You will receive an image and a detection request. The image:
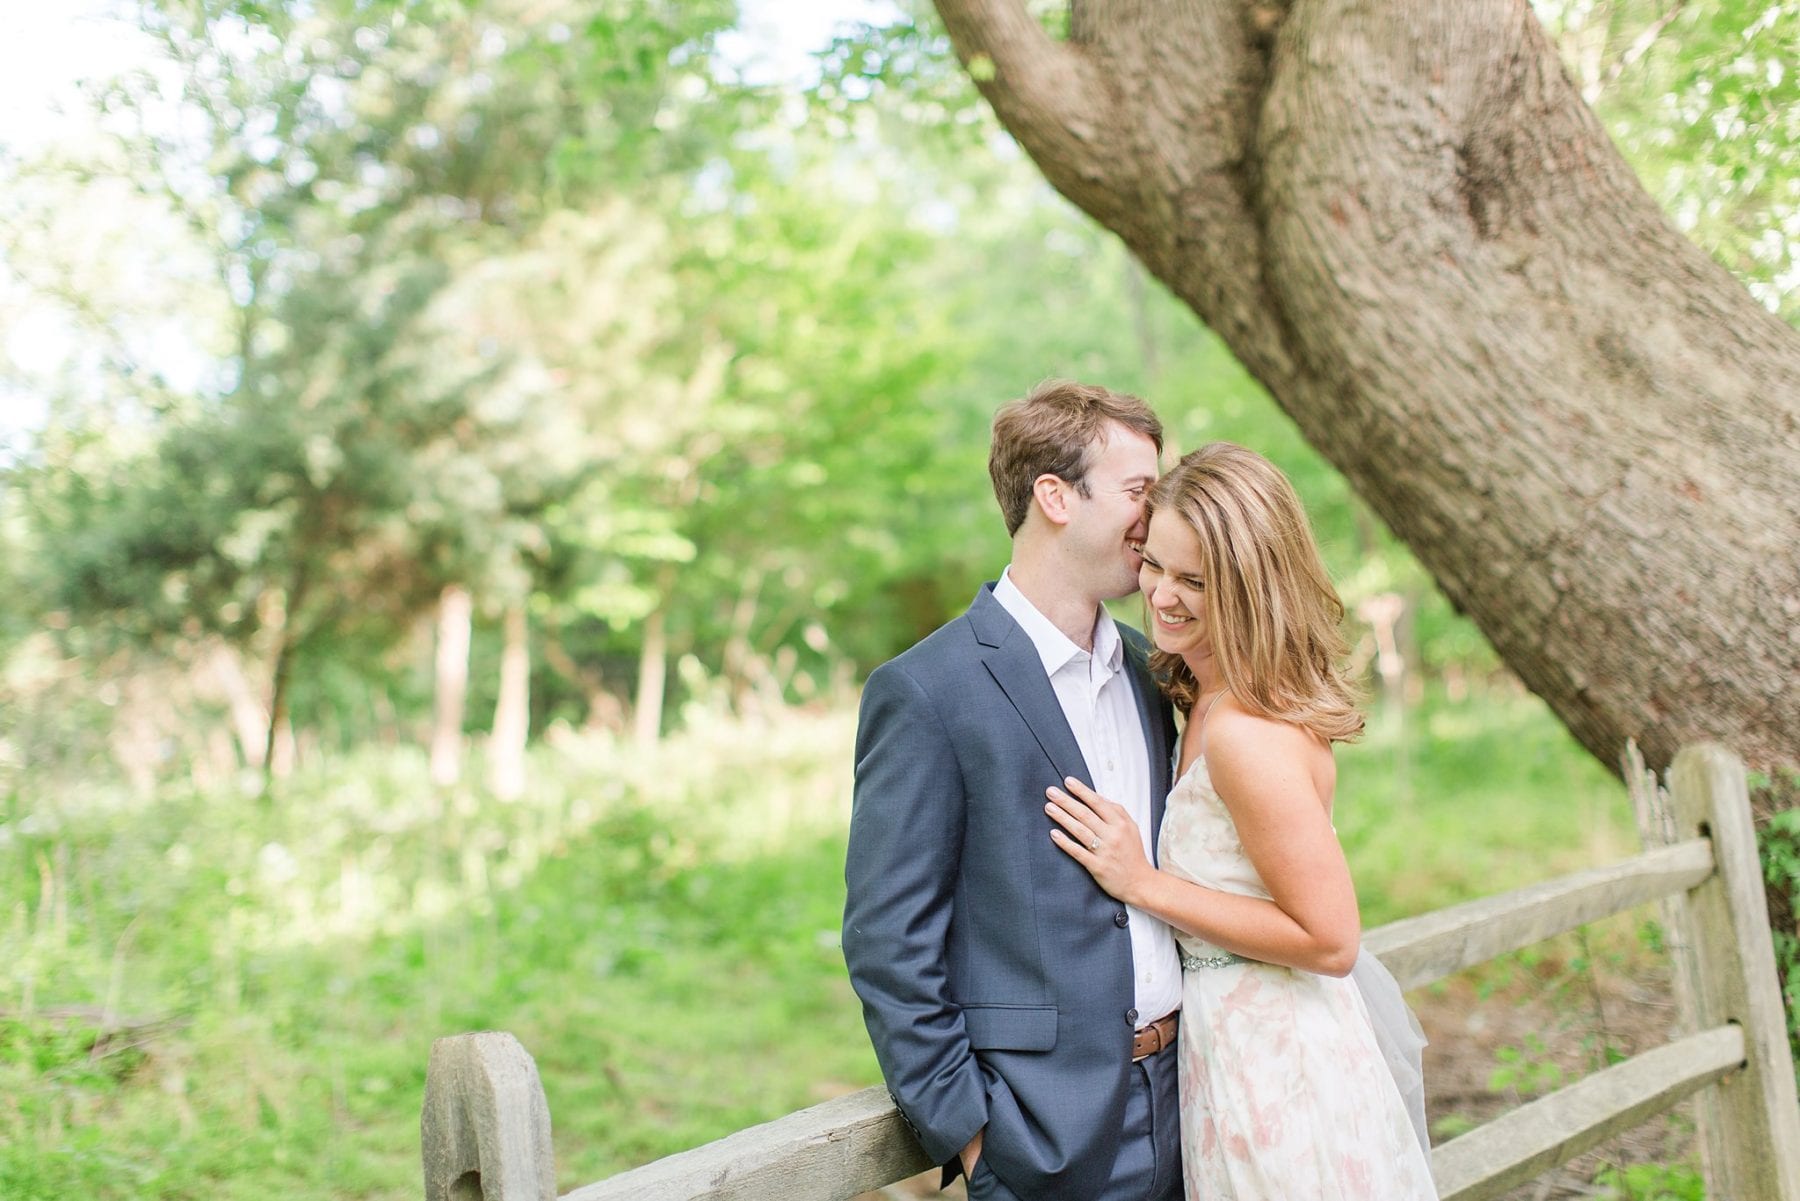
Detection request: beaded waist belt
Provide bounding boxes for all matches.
[1180,949,1245,970]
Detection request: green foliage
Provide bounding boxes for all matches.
[2,0,776,752]
[1535,0,1800,323]
[1594,1161,1706,1201]
[1757,783,1800,1077]
[1489,1033,1566,1097]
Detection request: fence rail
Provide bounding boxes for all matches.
[421,743,1800,1201]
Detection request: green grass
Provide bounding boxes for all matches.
[1,688,1641,1198]
[2,709,875,1198]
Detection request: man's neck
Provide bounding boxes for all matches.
[1006,558,1102,653]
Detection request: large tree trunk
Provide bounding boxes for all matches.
[932,0,1800,788]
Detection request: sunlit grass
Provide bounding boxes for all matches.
[1,706,864,1199]
[1,689,1641,1198]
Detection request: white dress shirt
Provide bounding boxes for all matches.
[994,568,1183,1026]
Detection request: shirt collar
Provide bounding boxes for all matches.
[994,566,1122,676]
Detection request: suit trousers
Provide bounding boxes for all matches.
[964,1040,1183,1201]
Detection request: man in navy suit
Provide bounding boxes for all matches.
[844,380,1183,1200]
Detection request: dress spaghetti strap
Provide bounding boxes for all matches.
[1195,689,1230,759]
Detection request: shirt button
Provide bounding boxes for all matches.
[1126,1007,1140,1025]
[1113,910,1129,928]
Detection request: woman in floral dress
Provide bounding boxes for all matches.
[1045,442,1436,1200]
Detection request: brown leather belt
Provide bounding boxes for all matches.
[1131,1011,1178,1061]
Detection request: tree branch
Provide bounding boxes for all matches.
[1586,1,1688,104]
[933,0,1111,156]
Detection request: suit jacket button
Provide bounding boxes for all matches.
[1113,910,1129,927]
[1126,1007,1139,1024]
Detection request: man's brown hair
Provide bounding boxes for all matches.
[988,379,1163,536]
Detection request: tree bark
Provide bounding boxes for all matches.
[932,0,1800,788]
[489,601,530,801]
[430,584,473,788]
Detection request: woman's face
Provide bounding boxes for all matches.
[1136,509,1213,664]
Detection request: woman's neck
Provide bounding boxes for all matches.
[1184,654,1224,705]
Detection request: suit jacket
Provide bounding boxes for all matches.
[842,584,1177,1200]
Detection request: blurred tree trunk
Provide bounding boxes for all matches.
[430,585,472,788]
[634,566,677,747]
[205,642,268,770]
[634,609,668,747]
[489,601,529,800]
[933,0,1800,794]
[261,572,307,786]
[721,567,764,710]
[109,671,162,797]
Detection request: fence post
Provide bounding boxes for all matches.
[1667,744,1800,1200]
[421,1031,557,1201]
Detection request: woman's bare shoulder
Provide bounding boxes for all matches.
[1204,700,1332,795]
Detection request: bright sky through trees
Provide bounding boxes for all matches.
[722,0,901,84]
[0,0,899,447]
[0,3,140,439]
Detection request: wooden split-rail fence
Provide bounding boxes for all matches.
[419,743,1800,1200]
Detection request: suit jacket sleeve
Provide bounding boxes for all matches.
[842,660,988,1165]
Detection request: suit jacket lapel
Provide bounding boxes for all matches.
[1122,631,1173,855]
[968,586,1090,788]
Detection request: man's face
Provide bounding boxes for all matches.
[1065,422,1160,600]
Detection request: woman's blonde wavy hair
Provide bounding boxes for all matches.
[1146,442,1364,744]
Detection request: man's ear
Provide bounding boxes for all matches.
[1032,474,1072,527]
